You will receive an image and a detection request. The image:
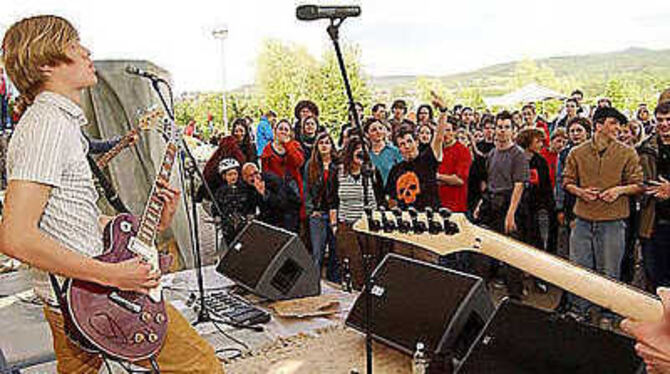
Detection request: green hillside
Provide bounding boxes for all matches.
[370,47,670,104]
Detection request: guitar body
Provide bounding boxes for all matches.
[66,214,170,361]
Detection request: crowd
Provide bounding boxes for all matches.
[197,88,670,330]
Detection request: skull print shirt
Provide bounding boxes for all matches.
[385,147,440,209]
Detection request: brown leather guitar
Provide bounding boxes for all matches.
[64,124,178,361]
[353,209,663,322]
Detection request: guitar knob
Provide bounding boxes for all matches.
[134,332,145,344]
[155,313,165,324]
[425,207,434,219]
[391,207,402,218]
[148,333,158,343]
[141,312,152,323]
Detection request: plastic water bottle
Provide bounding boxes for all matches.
[412,342,429,374]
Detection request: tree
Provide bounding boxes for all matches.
[308,47,371,134]
[256,39,317,120]
[255,39,371,134]
[415,76,454,108]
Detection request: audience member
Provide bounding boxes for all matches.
[365,118,403,187]
[562,106,643,324]
[437,116,472,213]
[256,110,277,156]
[385,97,449,210]
[639,102,670,290]
[473,110,528,300]
[304,132,340,283]
[335,136,384,288]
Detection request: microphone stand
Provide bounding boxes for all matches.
[145,76,225,326]
[325,17,375,374]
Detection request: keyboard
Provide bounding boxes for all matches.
[204,291,271,326]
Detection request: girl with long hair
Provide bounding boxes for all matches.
[304,132,340,282]
[336,136,384,288]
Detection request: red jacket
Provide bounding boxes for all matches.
[540,147,558,189]
[536,119,550,147]
[438,142,472,212]
[261,140,306,219]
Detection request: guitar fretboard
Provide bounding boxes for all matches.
[96,131,136,169]
[136,142,178,247]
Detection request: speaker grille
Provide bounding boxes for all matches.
[217,221,292,288]
[346,254,482,356]
[457,300,642,373]
[270,257,304,295]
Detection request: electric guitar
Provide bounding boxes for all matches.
[65,122,179,361]
[353,208,663,323]
[95,106,165,169]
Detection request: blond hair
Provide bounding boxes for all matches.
[1,15,79,117]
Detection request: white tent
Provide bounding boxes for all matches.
[483,83,566,108]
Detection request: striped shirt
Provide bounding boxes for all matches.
[337,168,376,224]
[7,91,103,304]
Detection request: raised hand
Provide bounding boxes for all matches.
[430,90,446,111]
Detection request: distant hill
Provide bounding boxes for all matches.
[369,47,670,97]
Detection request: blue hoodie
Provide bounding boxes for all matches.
[256,116,274,156]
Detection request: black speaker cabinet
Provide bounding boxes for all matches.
[345,254,495,371]
[456,299,644,374]
[216,220,320,300]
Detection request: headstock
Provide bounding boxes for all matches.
[136,106,166,132]
[355,208,477,257]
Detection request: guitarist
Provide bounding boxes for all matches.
[0,16,223,373]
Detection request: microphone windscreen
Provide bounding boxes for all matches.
[296,5,318,20]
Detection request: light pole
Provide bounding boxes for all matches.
[212,26,229,132]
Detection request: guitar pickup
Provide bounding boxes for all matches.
[109,291,142,314]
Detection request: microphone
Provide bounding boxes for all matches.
[125,65,163,81]
[296,5,361,21]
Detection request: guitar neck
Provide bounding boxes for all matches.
[96,132,134,169]
[474,228,663,322]
[135,141,178,247]
[354,213,663,322]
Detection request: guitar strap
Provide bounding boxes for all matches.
[86,154,130,214]
[48,273,66,307]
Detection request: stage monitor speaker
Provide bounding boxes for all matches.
[345,254,495,371]
[216,220,320,300]
[456,299,643,374]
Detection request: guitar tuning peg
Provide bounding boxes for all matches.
[407,207,418,218]
[438,207,452,219]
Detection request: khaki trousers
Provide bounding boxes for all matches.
[44,303,224,374]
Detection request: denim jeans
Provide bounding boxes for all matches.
[568,218,626,316]
[309,214,340,283]
[642,222,670,290]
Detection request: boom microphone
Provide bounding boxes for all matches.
[296,5,361,21]
[124,65,163,81]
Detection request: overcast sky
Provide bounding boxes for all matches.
[2,0,669,94]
